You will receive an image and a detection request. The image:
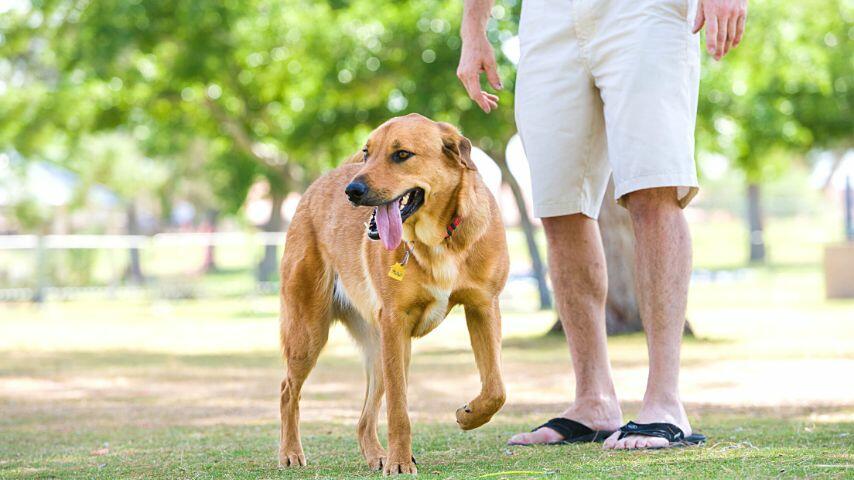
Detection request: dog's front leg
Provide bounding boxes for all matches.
[456,298,506,430]
[379,309,417,475]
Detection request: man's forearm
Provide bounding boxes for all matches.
[461,0,494,39]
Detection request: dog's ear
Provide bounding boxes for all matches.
[344,148,366,165]
[437,122,477,171]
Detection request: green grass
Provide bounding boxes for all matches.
[0,269,852,479]
[2,406,850,479]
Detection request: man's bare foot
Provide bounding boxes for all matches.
[603,397,691,449]
[507,397,622,445]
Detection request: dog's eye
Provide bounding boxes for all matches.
[362,147,368,162]
[392,150,414,163]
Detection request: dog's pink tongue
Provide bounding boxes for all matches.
[375,199,403,251]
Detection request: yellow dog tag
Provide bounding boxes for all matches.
[388,262,405,281]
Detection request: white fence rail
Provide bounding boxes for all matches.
[0,232,288,302]
[0,232,287,249]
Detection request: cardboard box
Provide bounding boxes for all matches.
[824,242,854,299]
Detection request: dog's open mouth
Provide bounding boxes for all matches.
[366,188,425,250]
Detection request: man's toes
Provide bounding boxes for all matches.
[640,437,668,449]
[508,427,564,445]
[625,436,641,450]
[635,437,653,449]
[603,431,621,449]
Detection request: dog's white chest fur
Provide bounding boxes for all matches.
[413,285,451,337]
[410,244,458,337]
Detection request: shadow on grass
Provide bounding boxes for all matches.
[501,332,733,352]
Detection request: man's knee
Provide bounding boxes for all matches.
[542,213,595,241]
[624,188,681,225]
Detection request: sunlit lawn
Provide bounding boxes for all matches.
[1,265,852,479]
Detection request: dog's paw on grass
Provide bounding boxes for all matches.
[278,451,307,468]
[366,453,387,471]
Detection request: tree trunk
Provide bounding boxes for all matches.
[257,191,284,282]
[201,209,219,274]
[492,152,552,310]
[747,182,766,263]
[598,180,642,334]
[125,202,145,284]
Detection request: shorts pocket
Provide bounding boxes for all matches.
[684,0,701,65]
[518,0,543,54]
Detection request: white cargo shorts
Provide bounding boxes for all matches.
[515,0,701,218]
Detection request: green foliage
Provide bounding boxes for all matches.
[696,0,852,182]
[0,0,850,217]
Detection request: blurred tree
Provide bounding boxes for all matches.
[696,0,852,263]
[0,0,552,303]
[74,134,170,283]
[2,0,847,318]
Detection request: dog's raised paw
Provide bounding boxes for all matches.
[456,403,492,431]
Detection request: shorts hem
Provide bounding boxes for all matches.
[534,201,601,220]
[615,174,699,209]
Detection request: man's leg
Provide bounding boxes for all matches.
[509,213,622,444]
[604,187,692,449]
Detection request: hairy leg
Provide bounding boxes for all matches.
[603,187,693,450]
[509,214,622,445]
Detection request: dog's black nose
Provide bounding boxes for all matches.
[345,181,369,203]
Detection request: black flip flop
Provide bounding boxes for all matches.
[616,421,706,449]
[508,418,615,445]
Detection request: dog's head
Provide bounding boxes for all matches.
[345,113,476,250]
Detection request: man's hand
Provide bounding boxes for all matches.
[692,0,747,60]
[457,33,501,113]
[458,0,501,113]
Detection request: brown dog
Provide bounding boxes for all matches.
[278,113,509,475]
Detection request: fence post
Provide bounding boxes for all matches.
[846,175,852,242]
[32,234,47,303]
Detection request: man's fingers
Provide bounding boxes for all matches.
[484,61,503,91]
[723,15,737,55]
[459,71,488,111]
[458,71,480,99]
[733,14,746,46]
[484,94,498,110]
[715,15,727,59]
[705,15,718,56]
[692,6,705,34]
[484,92,499,102]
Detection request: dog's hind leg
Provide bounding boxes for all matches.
[340,311,387,471]
[278,243,333,468]
[456,298,506,430]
